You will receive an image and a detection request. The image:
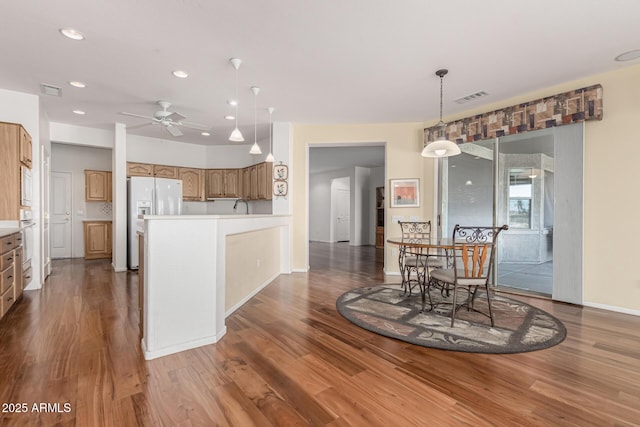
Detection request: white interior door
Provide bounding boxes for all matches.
[51,172,72,259]
[331,177,350,242]
[42,147,51,276]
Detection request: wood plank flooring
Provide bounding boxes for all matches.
[0,242,639,426]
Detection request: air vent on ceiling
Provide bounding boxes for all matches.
[453,91,488,104]
[40,83,61,97]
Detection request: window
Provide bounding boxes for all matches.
[508,168,533,229]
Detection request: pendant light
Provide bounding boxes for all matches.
[228,58,244,142]
[249,86,262,154]
[421,69,461,158]
[265,107,275,162]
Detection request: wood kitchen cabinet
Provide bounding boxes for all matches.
[241,167,251,200]
[85,170,112,202]
[127,162,154,177]
[84,221,112,260]
[249,165,258,200]
[205,169,239,199]
[19,126,32,168]
[0,122,31,220]
[256,162,273,200]
[153,164,178,179]
[179,167,204,201]
[0,232,22,319]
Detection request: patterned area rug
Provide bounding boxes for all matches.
[336,284,566,354]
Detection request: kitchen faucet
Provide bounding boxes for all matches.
[233,198,249,214]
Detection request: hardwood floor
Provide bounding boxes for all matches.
[1,243,639,426]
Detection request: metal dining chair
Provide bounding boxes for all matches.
[428,224,508,327]
[398,221,445,295]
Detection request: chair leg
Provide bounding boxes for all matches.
[450,285,458,327]
[485,284,495,327]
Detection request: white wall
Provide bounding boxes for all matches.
[0,88,41,289]
[51,143,112,258]
[353,166,371,245]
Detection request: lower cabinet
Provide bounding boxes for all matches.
[0,232,22,319]
[84,221,112,260]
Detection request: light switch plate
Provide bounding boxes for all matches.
[409,216,419,221]
[391,215,403,223]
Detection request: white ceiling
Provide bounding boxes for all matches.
[2,0,639,146]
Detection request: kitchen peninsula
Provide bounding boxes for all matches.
[139,213,291,360]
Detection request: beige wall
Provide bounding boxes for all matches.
[292,63,640,313]
[225,227,281,311]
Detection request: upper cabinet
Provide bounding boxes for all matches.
[205,169,239,198]
[85,170,112,202]
[127,162,153,177]
[0,122,31,220]
[126,161,272,202]
[19,126,32,168]
[153,164,178,179]
[179,168,204,201]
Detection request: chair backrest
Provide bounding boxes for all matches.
[399,221,432,244]
[451,224,508,281]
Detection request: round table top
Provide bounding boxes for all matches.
[386,237,455,249]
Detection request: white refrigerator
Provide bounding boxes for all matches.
[127,177,183,269]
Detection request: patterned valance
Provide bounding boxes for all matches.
[424,84,603,145]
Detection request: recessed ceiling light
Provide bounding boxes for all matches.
[224,115,235,120]
[69,81,86,88]
[227,100,238,107]
[73,110,85,115]
[201,132,210,136]
[172,70,188,78]
[615,49,640,62]
[59,28,85,41]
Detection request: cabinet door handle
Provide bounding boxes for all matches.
[7,297,13,303]
[6,257,12,262]
[7,275,12,279]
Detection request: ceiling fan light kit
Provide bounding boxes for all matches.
[422,68,461,158]
[228,58,245,142]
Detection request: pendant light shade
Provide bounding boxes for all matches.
[249,86,262,155]
[228,58,244,142]
[265,107,275,162]
[422,69,461,158]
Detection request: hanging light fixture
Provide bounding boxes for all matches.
[265,107,275,162]
[422,69,461,158]
[228,58,244,142]
[249,86,262,154]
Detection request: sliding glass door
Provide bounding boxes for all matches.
[438,124,583,301]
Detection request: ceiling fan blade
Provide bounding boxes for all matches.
[166,125,183,137]
[166,112,186,122]
[126,122,152,130]
[120,112,155,120]
[177,121,211,131]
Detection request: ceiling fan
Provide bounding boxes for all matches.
[119,101,210,137]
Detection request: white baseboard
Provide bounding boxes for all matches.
[292,268,308,273]
[384,271,400,276]
[142,334,221,360]
[583,301,640,317]
[225,272,280,318]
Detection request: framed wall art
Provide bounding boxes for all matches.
[273,164,288,181]
[390,178,419,208]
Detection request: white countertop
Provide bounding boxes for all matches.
[141,214,290,220]
[0,227,21,238]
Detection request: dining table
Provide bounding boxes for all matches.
[387,237,455,310]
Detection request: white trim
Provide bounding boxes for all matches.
[292,268,308,273]
[142,328,226,360]
[224,272,280,317]
[583,301,640,317]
